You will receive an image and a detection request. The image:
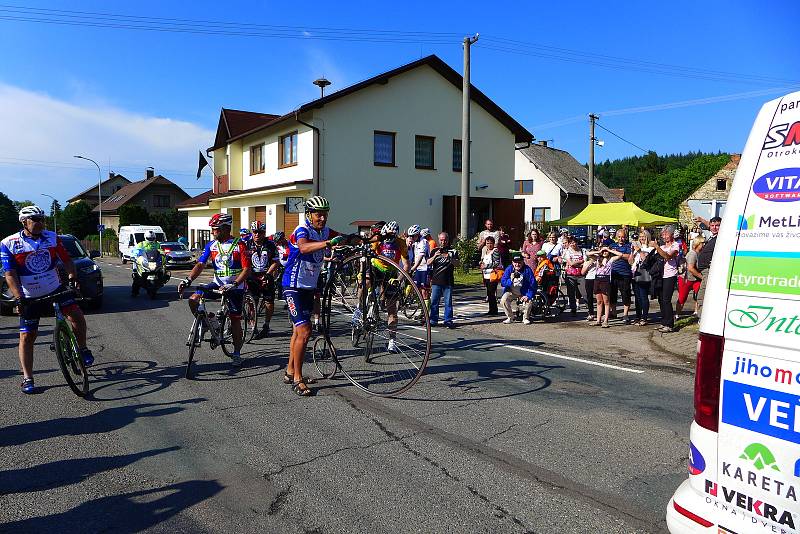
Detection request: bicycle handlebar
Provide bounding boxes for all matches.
[20,288,80,303]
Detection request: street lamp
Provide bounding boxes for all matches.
[41,193,58,235]
[74,155,103,256]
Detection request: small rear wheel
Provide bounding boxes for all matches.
[54,321,88,397]
[312,337,337,379]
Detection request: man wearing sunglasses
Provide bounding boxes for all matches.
[0,205,94,394]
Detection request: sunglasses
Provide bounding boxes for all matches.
[27,216,45,222]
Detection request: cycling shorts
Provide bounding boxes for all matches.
[412,271,430,288]
[284,288,315,327]
[194,283,244,319]
[247,274,275,303]
[19,286,79,333]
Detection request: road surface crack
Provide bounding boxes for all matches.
[482,423,520,443]
[268,485,292,515]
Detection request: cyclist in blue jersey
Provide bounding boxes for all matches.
[178,213,251,366]
[282,196,345,396]
[1,206,94,393]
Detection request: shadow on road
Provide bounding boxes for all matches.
[0,399,204,447]
[0,446,180,495]
[0,479,223,533]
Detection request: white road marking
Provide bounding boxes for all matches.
[500,344,644,374]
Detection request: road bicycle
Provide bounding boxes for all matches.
[242,276,278,342]
[312,239,431,397]
[181,287,242,379]
[24,288,89,397]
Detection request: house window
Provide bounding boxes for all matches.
[532,207,551,225]
[279,132,298,168]
[716,179,726,191]
[374,131,396,166]
[250,143,265,174]
[415,135,435,169]
[153,194,170,208]
[515,180,534,195]
[452,139,462,172]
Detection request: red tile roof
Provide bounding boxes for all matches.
[176,189,213,208]
[92,175,189,212]
[212,109,280,151]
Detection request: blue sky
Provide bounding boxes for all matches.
[0,0,797,205]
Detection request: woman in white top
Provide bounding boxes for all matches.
[631,230,653,326]
[479,236,502,315]
[650,225,681,333]
[582,248,598,321]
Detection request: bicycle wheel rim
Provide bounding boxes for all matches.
[186,315,200,379]
[323,254,431,397]
[54,322,88,397]
[219,314,235,357]
[243,293,257,342]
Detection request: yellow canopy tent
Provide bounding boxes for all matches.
[560,202,677,227]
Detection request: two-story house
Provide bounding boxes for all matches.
[514,142,617,229]
[178,54,533,247]
[94,168,190,231]
[67,172,131,209]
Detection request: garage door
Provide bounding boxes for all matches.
[283,210,299,235]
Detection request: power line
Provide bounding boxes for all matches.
[594,122,650,154]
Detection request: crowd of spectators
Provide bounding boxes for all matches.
[470,216,721,333]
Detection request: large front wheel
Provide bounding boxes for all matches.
[322,255,431,397]
[53,321,88,397]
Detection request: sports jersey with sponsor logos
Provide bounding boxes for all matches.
[370,237,408,273]
[412,238,430,272]
[197,238,251,288]
[249,240,278,274]
[282,222,339,289]
[0,230,71,298]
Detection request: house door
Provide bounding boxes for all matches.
[254,206,266,225]
[492,198,525,246]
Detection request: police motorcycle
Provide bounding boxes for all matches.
[132,248,171,299]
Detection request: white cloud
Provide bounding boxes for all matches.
[0,83,214,203]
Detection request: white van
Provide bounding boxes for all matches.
[118,225,166,263]
[667,91,800,532]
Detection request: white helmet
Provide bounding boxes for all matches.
[421,228,431,237]
[381,221,399,236]
[144,230,157,241]
[407,224,421,237]
[18,205,45,222]
[673,228,681,239]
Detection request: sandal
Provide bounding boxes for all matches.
[601,322,610,328]
[283,371,293,384]
[284,372,316,385]
[292,380,313,397]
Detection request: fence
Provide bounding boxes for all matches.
[80,237,117,257]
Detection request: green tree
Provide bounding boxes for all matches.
[118,204,151,228]
[60,200,97,238]
[47,200,62,233]
[12,199,34,211]
[150,209,187,240]
[0,192,19,237]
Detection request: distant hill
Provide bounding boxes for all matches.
[595,151,731,217]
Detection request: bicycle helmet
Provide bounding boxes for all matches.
[272,231,285,241]
[18,205,45,222]
[304,196,330,213]
[381,221,399,236]
[209,213,233,228]
[250,220,266,232]
[407,225,421,237]
[144,230,156,241]
[240,227,249,236]
[421,228,431,237]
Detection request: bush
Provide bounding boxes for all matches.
[60,200,97,239]
[452,236,478,274]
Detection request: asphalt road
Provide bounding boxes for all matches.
[0,259,694,533]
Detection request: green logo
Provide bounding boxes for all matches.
[737,214,756,230]
[727,305,800,335]
[740,443,781,472]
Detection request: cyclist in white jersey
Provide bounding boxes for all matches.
[0,206,94,393]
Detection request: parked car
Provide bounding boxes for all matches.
[0,234,103,314]
[159,241,194,268]
[666,90,800,532]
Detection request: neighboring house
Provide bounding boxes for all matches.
[678,154,740,229]
[514,142,617,228]
[179,54,533,247]
[608,188,626,202]
[67,173,131,209]
[93,168,191,231]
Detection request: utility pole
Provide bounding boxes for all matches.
[588,113,599,206]
[460,33,479,241]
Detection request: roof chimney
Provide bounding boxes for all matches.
[109,171,115,179]
[539,140,548,147]
[146,167,155,180]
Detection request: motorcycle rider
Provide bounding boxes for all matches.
[130,230,162,297]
